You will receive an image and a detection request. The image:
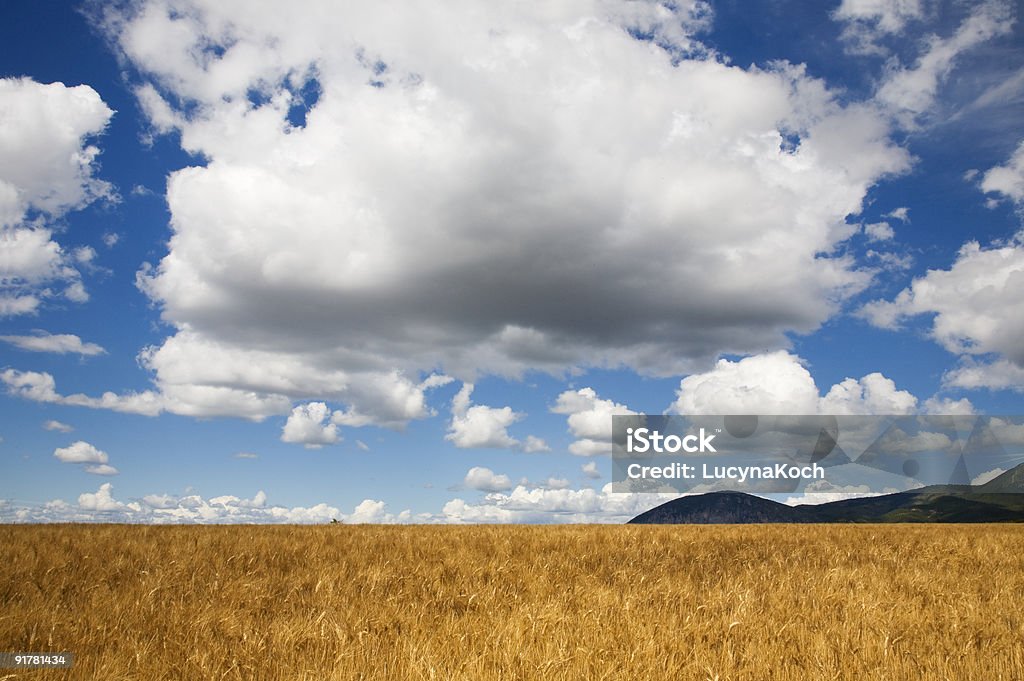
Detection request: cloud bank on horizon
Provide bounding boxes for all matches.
[1,0,1022,523]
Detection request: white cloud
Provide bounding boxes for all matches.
[0,78,115,315]
[672,351,919,415]
[78,483,128,512]
[672,351,820,414]
[347,499,389,524]
[865,248,913,271]
[85,463,119,476]
[441,482,677,524]
[2,363,451,426]
[862,236,1024,389]
[922,395,976,415]
[833,0,924,55]
[73,246,96,265]
[884,206,910,223]
[875,1,1014,125]
[552,387,639,456]
[280,402,339,448]
[464,466,513,492]
[581,461,602,479]
[53,440,108,464]
[1,368,169,417]
[819,373,917,415]
[963,67,1024,116]
[523,435,550,453]
[864,221,894,241]
[3,484,416,525]
[981,139,1024,204]
[43,419,73,433]
[233,451,258,459]
[0,294,41,316]
[0,332,105,356]
[944,359,1024,393]
[82,0,912,421]
[876,427,953,453]
[446,383,539,450]
[971,467,1006,486]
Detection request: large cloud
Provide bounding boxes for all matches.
[670,351,920,414]
[862,236,1024,390]
[0,78,114,315]
[79,0,915,422]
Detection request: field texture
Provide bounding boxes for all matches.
[1,524,1023,680]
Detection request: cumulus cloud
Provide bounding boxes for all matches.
[581,461,602,479]
[819,373,917,415]
[922,395,976,415]
[0,78,115,315]
[3,484,411,525]
[944,359,1024,393]
[446,383,543,451]
[78,0,915,422]
[0,332,105,355]
[671,351,919,415]
[464,466,513,492]
[981,139,1024,204]
[52,441,120,475]
[349,499,403,524]
[280,402,339,448]
[441,482,677,524]
[672,351,820,414]
[552,387,640,456]
[53,440,108,464]
[862,236,1024,390]
[78,483,130,512]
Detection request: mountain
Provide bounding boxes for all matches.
[628,462,1024,524]
[978,464,1024,494]
[629,492,804,524]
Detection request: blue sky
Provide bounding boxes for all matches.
[1,0,1023,523]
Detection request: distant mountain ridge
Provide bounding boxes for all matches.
[628,462,1024,524]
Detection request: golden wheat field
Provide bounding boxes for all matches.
[1,524,1023,680]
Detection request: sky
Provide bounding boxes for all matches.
[1,0,1023,524]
